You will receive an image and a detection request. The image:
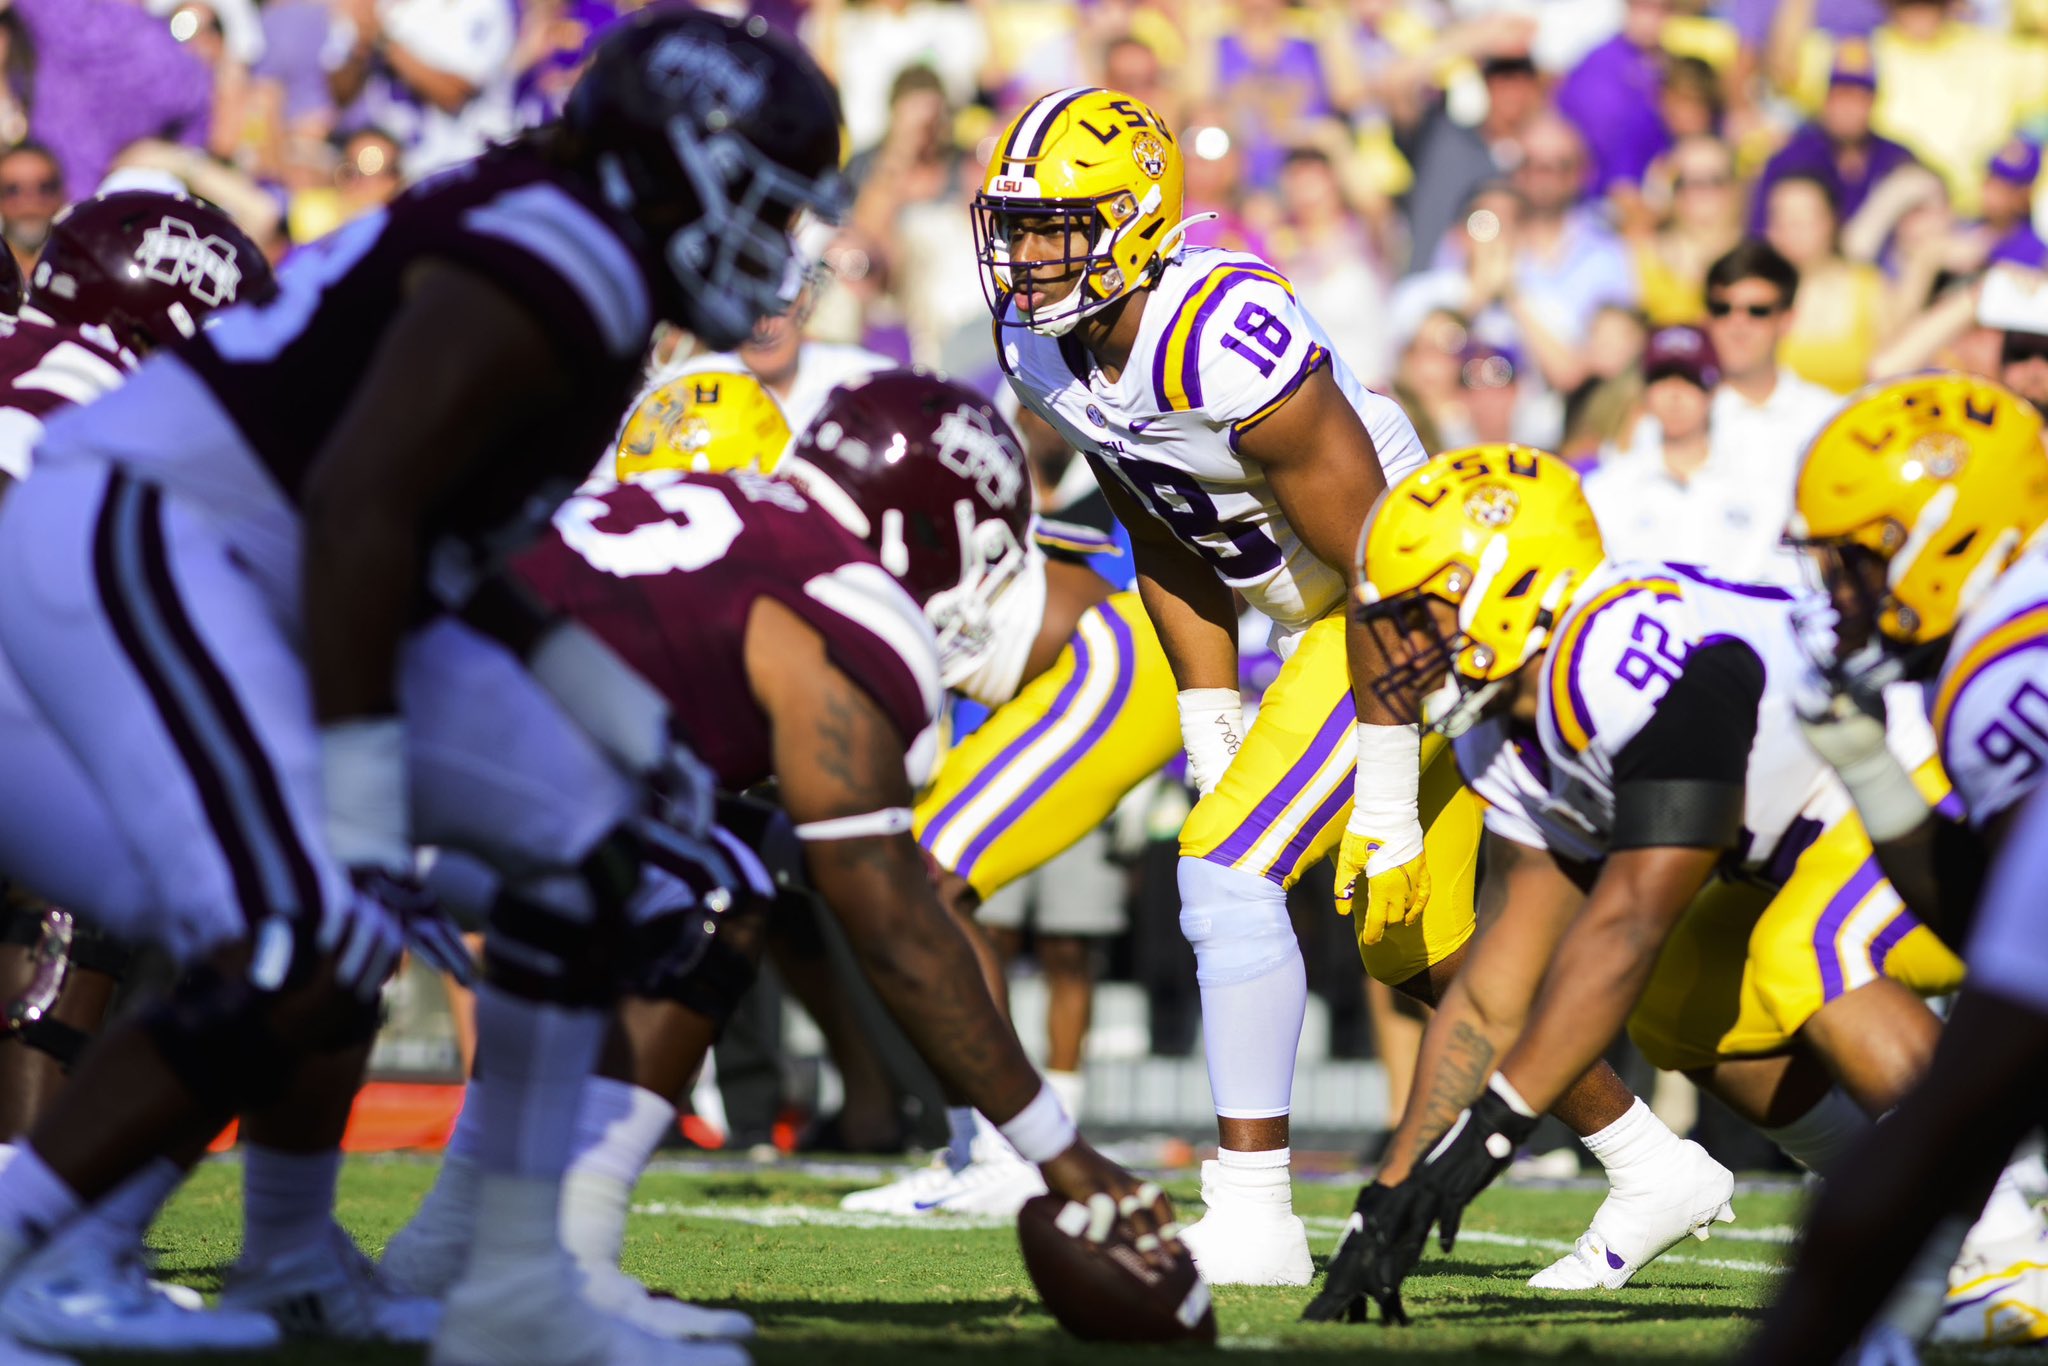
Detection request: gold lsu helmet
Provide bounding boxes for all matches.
[1792,372,2048,652]
[972,86,1205,337]
[615,369,791,482]
[1355,446,1606,736]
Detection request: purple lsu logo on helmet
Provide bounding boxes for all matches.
[133,215,245,309]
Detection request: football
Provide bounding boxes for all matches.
[1015,1192,1218,1344]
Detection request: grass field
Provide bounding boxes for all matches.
[73,1153,1847,1366]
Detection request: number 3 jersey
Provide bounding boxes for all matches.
[1456,560,1934,881]
[508,471,942,791]
[1928,539,2048,827]
[995,247,1426,637]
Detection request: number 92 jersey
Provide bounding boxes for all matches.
[996,247,1426,635]
[1929,540,2048,828]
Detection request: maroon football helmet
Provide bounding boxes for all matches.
[27,191,276,353]
[781,369,1034,685]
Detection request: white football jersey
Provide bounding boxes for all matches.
[1929,539,2048,828]
[996,247,1426,639]
[1453,716,1607,866]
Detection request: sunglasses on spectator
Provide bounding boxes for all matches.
[1706,299,1784,319]
[0,178,59,201]
[2004,331,2048,367]
[1675,173,1733,191]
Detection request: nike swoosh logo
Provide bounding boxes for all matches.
[913,1199,948,1211]
[1129,417,1157,434]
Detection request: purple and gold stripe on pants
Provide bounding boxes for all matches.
[1812,854,1917,1001]
[1200,691,1357,885]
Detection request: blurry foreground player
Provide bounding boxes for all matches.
[1307,448,2036,1324]
[1745,374,2048,1358]
[0,191,274,1150]
[382,371,1185,1335]
[0,12,847,1365]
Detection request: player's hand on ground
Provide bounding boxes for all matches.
[1301,1180,1439,1325]
[1412,1083,1539,1253]
[1038,1139,1181,1269]
[1334,824,1431,946]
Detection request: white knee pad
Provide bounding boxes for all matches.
[1179,856,1299,987]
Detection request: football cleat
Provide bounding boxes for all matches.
[378,1153,480,1299]
[431,1251,749,1366]
[221,1221,441,1343]
[579,1262,755,1342]
[1528,1140,1736,1290]
[1177,1160,1313,1287]
[894,1139,1048,1218]
[0,1215,280,1353]
[1931,1256,2048,1347]
[839,1152,964,1215]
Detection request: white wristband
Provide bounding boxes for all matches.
[1834,748,1933,844]
[321,717,410,871]
[792,808,914,841]
[1348,722,1423,852]
[1177,687,1244,798]
[997,1082,1078,1163]
[528,620,671,775]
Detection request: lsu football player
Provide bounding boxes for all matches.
[973,86,1689,1285]
[1746,375,2048,1360]
[613,368,791,481]
[1306,447,2046,1324]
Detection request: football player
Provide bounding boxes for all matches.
[973,86,1669,1286]
[1745,374,2048,1360]
[612,366,792,481]
[0,13,845,1366]
[1307,447,2036,1324]
[382,370,1182,1338]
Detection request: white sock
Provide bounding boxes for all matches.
[406,1150,482,1252]
[470,985,607,1180]
[83,1158,183,1248]
[242,1145,342,1264]
[1762,1088,1869,1177]
[1581,1098,1683,1186]
[945,1107,977,1172]
[1213,1147,1293,1211]
[561,1078,675,1270]
[1045,1070,1086,1125]
[1179,858,1305,1119]
[469,1173,562,1272]
[0,1146,82,1249]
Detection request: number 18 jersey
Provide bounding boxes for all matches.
[996,247,1426,636]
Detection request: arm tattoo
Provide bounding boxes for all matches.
[1413,1020,1497,1157]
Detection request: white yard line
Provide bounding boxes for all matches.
[631,1202,1788,1274]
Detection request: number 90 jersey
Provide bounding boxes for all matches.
[1928,542,2048,828]
[996,247,1427,635]
[1523,561,1928,880]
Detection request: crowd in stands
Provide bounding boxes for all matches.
[9,0,2048,1147]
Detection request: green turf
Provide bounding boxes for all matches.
[79,1155,1836,1365]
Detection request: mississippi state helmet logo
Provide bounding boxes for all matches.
[1131,132,1168,181]
[933,404,1024,508]
[134,216,244,308]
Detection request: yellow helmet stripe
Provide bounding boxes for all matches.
[1000,86,1102,178]
[1931,602,2048,747]
[1154,264,1295,412]
[1545,578,1683,753]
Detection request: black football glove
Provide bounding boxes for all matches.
[1410,1081,1540,1253]
[1301,1180,1439,1325]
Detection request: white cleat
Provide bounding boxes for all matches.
[838,1153,962,1214]
[895,1141,1048,1217]
[579,1262,755,1342]
[1528,1140,1735,1290]
[1931,1251,2048,1347]
[0,1217,280,1353]
[432,1253,749,1366]
[1178,1160,1312,1287]
[380,1153,479,1299]
[221,1221,442,1343]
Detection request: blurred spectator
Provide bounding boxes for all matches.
[1977,264,2048,407]
[1657,54,1723,146]
[1324,0,1443,131]
[512,0,616,125]
[1402,49,1545,276]
[255,0,341,183]
[1771,0,2048,215]
[1180,121,1272,257]
[1272,146,1395,385]
[1556,0,1673,195]
[1443,340,1528,447]
[0,141,59,284]
[1764,174,1889,392]
[1976,138,2047,270]
[1197,0,1335,191]
[2000,316,2048,408]
[326,0,518,180]
[1585,324,1801,582]
[1560,303,1648,459]
[804,0,993,153]
[1748,41,1916,236]
[1390,307,1470,453]
[1100,34,1178,130]
[1632,134,1744,325]
[287,124,403,244]
[10,0,214,193]
[150,0,268,169]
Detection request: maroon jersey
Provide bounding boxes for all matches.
[171,143,656,555]
[0,315,133,479]
[511,471,941,789]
